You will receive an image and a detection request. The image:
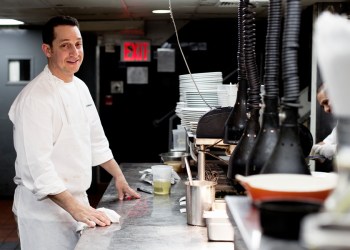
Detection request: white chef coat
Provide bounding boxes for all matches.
[323,126,337,145]
[8,65,113,250]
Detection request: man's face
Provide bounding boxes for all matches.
[317,89,332,113]
[43,25,83,82]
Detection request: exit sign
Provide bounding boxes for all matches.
[121,40,151,62]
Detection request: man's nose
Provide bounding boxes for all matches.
[324,106,331,113]
[69,45,79,55]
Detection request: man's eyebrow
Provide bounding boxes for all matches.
[57,38,82,43]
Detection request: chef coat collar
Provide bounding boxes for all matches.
[44,65,74,85]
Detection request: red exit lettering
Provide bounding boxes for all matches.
[122,41,150,62]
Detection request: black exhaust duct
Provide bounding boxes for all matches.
[227,0,261,184]
[261,0,310,174]
[246,0,282,175]
[223,0,248,145]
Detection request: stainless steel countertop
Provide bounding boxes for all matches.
[75,163,233,250]
[225,196,305,250]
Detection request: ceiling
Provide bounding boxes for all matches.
[0,0,339,28]
[0,0,347,43]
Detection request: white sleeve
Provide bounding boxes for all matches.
[323,126,337,145]
[80,84,114,166]
[10,96,66,200]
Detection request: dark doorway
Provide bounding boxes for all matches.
[98,46,180,166]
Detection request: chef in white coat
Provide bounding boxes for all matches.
[8,15,141,250]
[311,84,337,161]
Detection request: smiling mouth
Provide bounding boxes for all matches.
[67,59,80,64]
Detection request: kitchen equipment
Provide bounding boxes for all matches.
[235,172,338,203]
[194,106,235,181]
[223,0,248,145]
[260,0,311,175]
[227,1,262,184]
[300,12,350,250]
[152,165,172,195]
[203,200,234,241]
[217,83,237,107]
[301,212,350,249]
[164,161,182,173]
[196,106,232,139]
[258,199,321,240]
[246,0,282,175]
[192,137,235,181]
[159,151,189,173]
[185,180,217,226]
[159,151,189,162]
[184,156,193,185]
[172,126,187,151]
[315,10,350,213]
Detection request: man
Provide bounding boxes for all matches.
[8,16,140,250]
[311,84,337,161]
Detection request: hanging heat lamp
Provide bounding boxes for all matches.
[260,0,310,174]
[223,0,248,145]
[227,0,262,185]
[246,0,282,175]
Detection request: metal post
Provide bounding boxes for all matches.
[197,145,206,180]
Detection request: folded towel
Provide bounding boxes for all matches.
[76,207,121,234]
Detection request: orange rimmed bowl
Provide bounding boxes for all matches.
[235,172,338,204]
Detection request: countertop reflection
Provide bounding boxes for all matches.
[75,163,233,250]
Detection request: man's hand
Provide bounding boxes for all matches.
[100,159,141,201]
[68,203,112,228]
[114,176,141,201]
[49,191,112,228]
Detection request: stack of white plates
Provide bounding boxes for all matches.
[175,102,186,119]
[184,90,218,108]
[179,72,223,103]
[176,72,222,131]
[180,107,210,133]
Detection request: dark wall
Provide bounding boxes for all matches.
[0,29,46,197]
[168,18,267,84]
[98,45,180,165]
[76,32,98,99]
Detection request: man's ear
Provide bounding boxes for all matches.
[42,44,51,57]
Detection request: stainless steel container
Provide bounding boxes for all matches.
[185,180,216,226]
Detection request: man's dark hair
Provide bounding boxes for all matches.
[42,16,79,46]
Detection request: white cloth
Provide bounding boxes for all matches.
[8,65,114,250]
[76,208,121,235]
